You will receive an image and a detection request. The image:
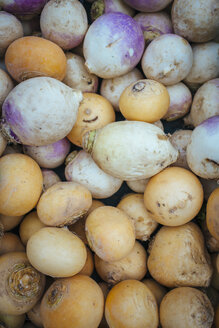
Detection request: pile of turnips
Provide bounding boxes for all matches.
[0,0,219,327]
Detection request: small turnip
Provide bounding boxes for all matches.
[90,0,135,21]
[122,0,173,12]
[41,169,61,192]
[169,129,192,169]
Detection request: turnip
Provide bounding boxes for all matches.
[0,232,25,255]
[23,137,71,169]
[169,129,192,169]
[1,77,83,146]
[0,68,14,110]
[126,178,149,193]
[90,0,135,21]
[142,279,167,306]
[83,12,145,78]
[100,67,144,111]
[134,11,173,44]
[0,313,26,328]
[63,53,99,93]
[0,214,23,232]
[171,0,219,43]
[122,0,173,12]
[19,211,46,245]
[0,11,23,56]
[184,42,219,85]
[41,169,61,192]
[206,188,219,242]
[79,246,94,276]
[163,82,192,121]
[82,121,178,181]
[184,79,219,127]
[0,0,47,18]
[27,301,43,328]
[40,0,88,50]
[186,116,219,179]
[141,34,193,86]
[0,131,7,156]
[65,150,123,199]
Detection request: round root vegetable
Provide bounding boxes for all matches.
[0,11,23,57]
[90,0,135,21]
[171,0,219,43]
[40,275,104,328]
[0,68,14,108]
[206,188,219,241]
[65,150,123,199]
[40,0,88,50]
[0,252,45,315]
[200,220,219,253]
[85,206,135,262]
[147,222,213,288]
[23,137,70,169]
[117,193,158,241]
[5,36,67,82]
[105,279,159,328]
[0,153,43,216]
[100,68,144,111]
[0,312,26,328]
[142,279,167,306]
[37,181,92,227]
[41,169,61,192]
[141,34,193,86]
[63,53,99,93]
[67,92,115,147]
[79,246,94,276]
[186,116,219,179]
[184,42,219,85]
[82,121,178,181]
[83,12,145,79]
[1,77,83,146]
[0,215,23,233]
[69,199,104,245]
[134,11,173,44]
[160,287,214,328]
[122,0,172,12]
[144,167,204,226]
[0,0,47,18]
[26,227,87,277]
[19,211,46,245]
[0,131,7,156]
[119,79,170,123]
[0,232,25,255]
[126,178,149,193]
[169,129,192,169]
[27,301,43,328]
[94,241,147,285]
[184,79,219,128]
[163,82,192,121]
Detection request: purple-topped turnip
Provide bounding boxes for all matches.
[0,76,83,146]
[23,137,71,168]
[83,12,145,78]
[90,0,135,21]
[40,0,88,50]
[134,11,173,44]
[0,0,48,19]
[141,34,193,86]
[186,115,219,179]
[41,169,61,192]
[171,0,219,43]
[122,0,173,12]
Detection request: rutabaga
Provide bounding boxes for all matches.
[186,116,219,179]
[0,77,83,146]
[82,121,178,181]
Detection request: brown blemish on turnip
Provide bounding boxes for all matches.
[157,134,168,140]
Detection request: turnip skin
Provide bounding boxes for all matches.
[169,129,192,169]
[1,77,83,146]
[0,0,48,18]
[0,312,26,328]
[186,116,219,179]
[0,68,14,109]
[122,0,173,12]
[0,131,7,156]
[41,169,61,192]
[90,0,135,21]
[82,121,178,181]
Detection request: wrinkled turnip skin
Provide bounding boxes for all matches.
[1,77,83,146]
[40,0,88,50]
[186,116,219,179]
[122,0,173,12]
[171,0,219,43]
[141,34,193,86]
[83,121,178,181]
[83,12,145,78]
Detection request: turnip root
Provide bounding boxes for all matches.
[206,188,219,242]
[90,0,135,21]
[0,11,23,56]
[0,214,23,232]
[40,0,88,50]
[0,0,47,18]
[82,121,178,181]
[65,150,123,199]
[126,178,149,193]
[0,131,7,156]
[142,279,167,306]
[171,0,219,43]
[27,301,43,328]
[0,232,25,255]
[186,116,219,179]
[141,34,193,86]
[0,68,14,109]
[63,53,99,93]
[169,129,192,169]
[83,12,145,78]
[184,42,219,85]
[122,0,173,12]
[0,313,26,328]
[19,211,46,245]
[41,169,61,192]
[1,77,83,146]
[184,79,219,127]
